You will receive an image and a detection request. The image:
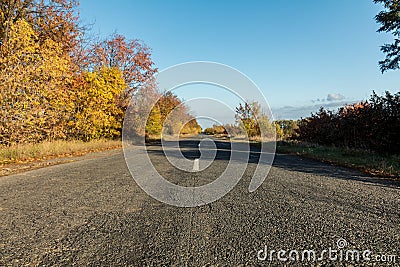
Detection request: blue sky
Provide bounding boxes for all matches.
[79,0,400,125]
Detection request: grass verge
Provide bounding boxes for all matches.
[276,141,400,178]
[0,139,122,165]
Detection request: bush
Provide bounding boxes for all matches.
[296,91,400,154]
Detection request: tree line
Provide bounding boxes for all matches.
[204,102,290,140]
[295,91,400,154]
[0,0,200,146]
[205,90,399,156]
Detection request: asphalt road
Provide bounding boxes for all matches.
[0,138,399,266]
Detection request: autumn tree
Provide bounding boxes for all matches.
[69,67,126,140]
[204,125,227,136]
[180,119,202,135]
[158,91,186,135]
[88,34,157,95]
[1,0,37,45]
[223,123,245,136]
[157,92,195,136]
[0,19,74,145]
[124,79,161,139]
[139,91,202,138]
[274,120,299,139]
[235,102,259,137]
[1,0,80,55]
[235,101,276,139]
[0,0,162,145]
[145,105,163,136]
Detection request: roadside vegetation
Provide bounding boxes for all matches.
[0,139,122,165]
[1,0,399,178]
[144,92,202,141]
[204,90,399,178]
[204,102,281,141]
[0,0,201,164]
[295,91,399,154]
[289,91,399,178]
[203,1,400,179]
[277,141,400,178]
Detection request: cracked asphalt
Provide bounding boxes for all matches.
[0,138,399,266]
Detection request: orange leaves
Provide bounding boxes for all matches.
[143,92,202,138]
[88,33,157,96]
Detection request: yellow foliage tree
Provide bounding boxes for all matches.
[0,4,159,146]
[180,119,202,135]
[145,105,162,136]
[70,67,126,140]
[0,19,73,145]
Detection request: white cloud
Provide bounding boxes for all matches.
[327,93,345,102]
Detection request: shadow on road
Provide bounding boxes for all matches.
[146,139,400,190]
[146,140,260,163]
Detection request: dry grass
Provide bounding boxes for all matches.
[0,139,122,165]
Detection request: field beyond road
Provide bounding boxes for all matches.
[0,138,399,265]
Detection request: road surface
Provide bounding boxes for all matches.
[0,138,399,266]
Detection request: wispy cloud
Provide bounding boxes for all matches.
[311,98,326,103]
